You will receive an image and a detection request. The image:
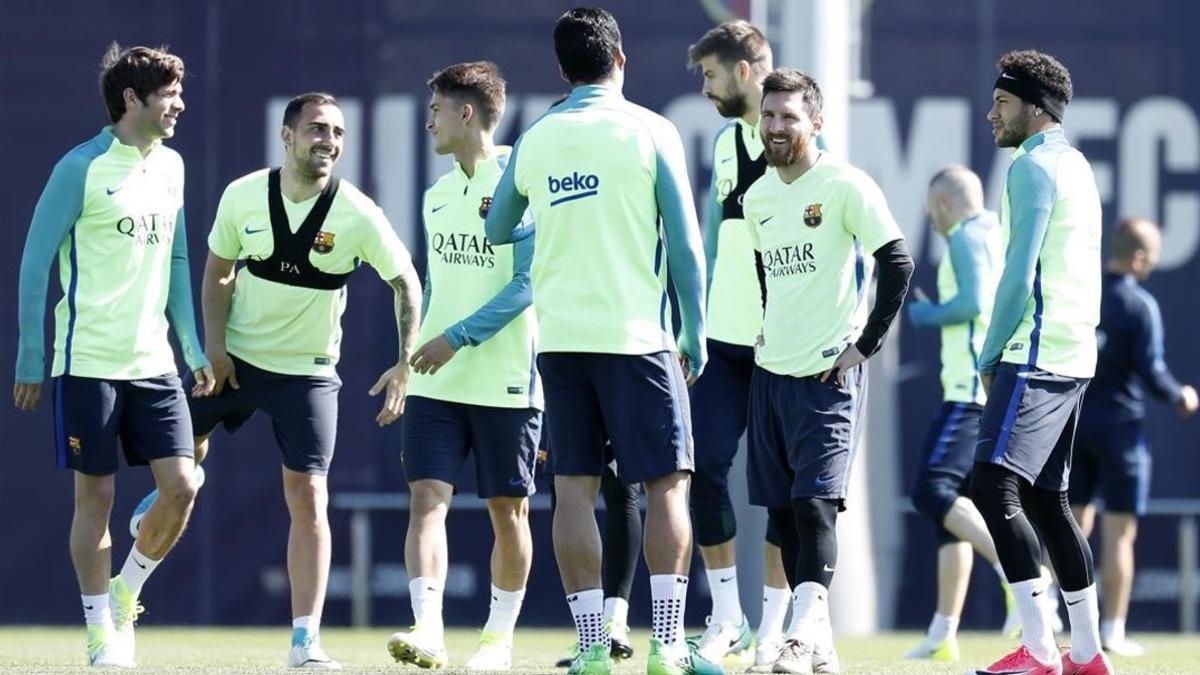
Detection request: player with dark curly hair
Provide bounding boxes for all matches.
[971,49,1112,675]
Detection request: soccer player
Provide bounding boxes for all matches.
[1068,217,1199,657]
[685,21,791,668]
[905,166,1018,661]
[970,50,1112,675]
[382,61,538,672]
[189,92,421,669]
[743,68,914,674]
[13,44,211,667]
[485,8,718,675]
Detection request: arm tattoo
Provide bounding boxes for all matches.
[388,269,422,363]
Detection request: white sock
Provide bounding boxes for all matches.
[604,597,629,627]
[567,588,609,651]
[757,585,790,644]
[650,574,689,645]
[787,582,828,642]
[1011,577,1057,662]
[409,577,444,635]
[292,615,319,646]
[705,566,743,625]
[82,593,112,628]
[1062,585,1102,662]
[993,561,1008,583]
[482,584,525,637]
[118,545,161,598]
[928,613,959,642]
[1100,617,1124,644]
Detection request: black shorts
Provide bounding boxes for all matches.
[974,363,1089,491]
[401,395,541,499]
[747,364,867,509]
[1069,420,1150,515]
[538,351,693,484]
[53,373,194,475]
[189,355,340,475]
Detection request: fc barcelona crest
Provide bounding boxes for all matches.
[479,196,493,219]
[313,231,336,254]
[803,203,823,228]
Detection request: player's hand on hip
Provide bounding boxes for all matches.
[1179,384,1199,417]
[12,381,42,411]
[370,362,410,426]
[208,350,239,396]
[191,366,217,397]
[409,335,458,375]
[820,345,866,387]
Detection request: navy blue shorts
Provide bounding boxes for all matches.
[747,364,867,509]
[53,373,194,475]
[537,351,693,485]
[401,395,541,498]
[689,339,755,489]
[188,354,340,475]
[912,402,983,503]
[1068,420,1150,515]
[974,363,1089,492]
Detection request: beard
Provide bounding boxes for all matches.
[763,132,809,168]
[293,146,336,181]
[709,82,748,119]
[994,106,1033,148]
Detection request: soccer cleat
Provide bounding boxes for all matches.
[811,645,840,674]
[287,640,343,670]
[747,636,785,673]
[609,620,634,660]
[973,645,1062,674]
[904,634,959,661]
[771,638,814,674]
[386,626,448,669]
[695,615,753,662]
[86,625,134,668]
[130,464,206,538]
[107,577,142,664]
[1062,650,1115,675]
[1002,582,1022,638]
[1101,635,1145,657]
[464,630,513,671]
[646,638,725,675]
[567,642,613,675]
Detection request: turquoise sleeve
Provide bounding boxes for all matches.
[443,234,535,350]
[908,225,987,328]
[165,207,209,372]
[979,158,1055,373]
[703,134,722,297]
[484,139,531,244]
[656,134,708,377]
[16,155,86,382]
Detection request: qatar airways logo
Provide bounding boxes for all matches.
[547,172,600,206]
[115,212,176,246]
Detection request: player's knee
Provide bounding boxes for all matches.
[158,472,198,511]
[487,497,529,531]
[764,518,783,547]
[74,475,116,515]
[691,502,736,547]
[283,473,329,521]
[911,476,957,523]
[935,524,961,546]
[791,497,837,538]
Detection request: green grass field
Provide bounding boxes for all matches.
[1,627,1196,673]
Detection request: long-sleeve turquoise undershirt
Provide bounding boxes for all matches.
[441,235,535,350]
[908,218,989,328]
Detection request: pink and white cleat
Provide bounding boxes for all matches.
[973,645,1062,675]
[1061,651,1115,675]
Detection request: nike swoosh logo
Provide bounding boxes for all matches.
[974,670,1023,675]
[1000,72,1018,80]
[720,157,734,164]
[244,227,267,235]
[1004,510,1023,520]
[718,576,735,583]
[1032,590,1044,597]
[760,216,774,225]
[822,564,835,572]
[106,186,124,195]
[84,604,94,610]
[815,475,836,487]
[509,476,526,487]
[1066,598,1084,606]
[135,560,147,569]
[431,204,448,212]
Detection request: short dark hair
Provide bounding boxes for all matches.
[996,49,1073,105]
[283,92,339,129]
[762,68,823,118]
[686,21,771,72]
[99,43,185,123]
[554,7,622,85]
[427,61,507,130]
[1110,217,1159,259]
